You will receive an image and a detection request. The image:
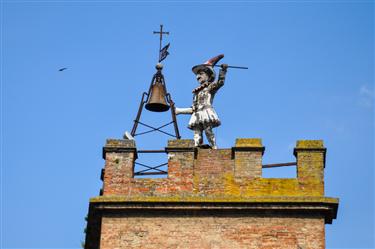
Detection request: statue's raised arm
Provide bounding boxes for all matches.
[175,54,226,149]
[207,63,228,93]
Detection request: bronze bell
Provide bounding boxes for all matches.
[145,82,170,112]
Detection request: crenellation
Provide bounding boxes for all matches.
[100,138,330,198]
[85,138,338,249]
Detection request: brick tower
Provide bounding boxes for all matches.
[84,138,339,249]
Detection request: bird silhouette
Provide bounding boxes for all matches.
[58,67,68,72]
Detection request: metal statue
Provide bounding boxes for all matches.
[176,54,228,149]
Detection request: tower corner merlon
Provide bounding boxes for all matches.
[101,139,137,195]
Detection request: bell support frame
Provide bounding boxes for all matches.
[130,66,180,140]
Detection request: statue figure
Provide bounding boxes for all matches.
[176,54,228,149]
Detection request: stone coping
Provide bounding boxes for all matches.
[87,196,338,224]
[105,139,136,147]
[101,138,328,160]
[235,138,263,147]
[103,139,327,150]
[296,140,324,149]
[90,195,339,204]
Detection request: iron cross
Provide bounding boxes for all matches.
[153,24,169,62]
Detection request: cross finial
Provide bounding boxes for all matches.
[153,24,169,62]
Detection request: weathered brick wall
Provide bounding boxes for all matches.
[85,138,338,249]
[101,138,325,198]
[100,214,325,249]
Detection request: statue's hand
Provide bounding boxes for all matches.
[175,107,193,115]
[221,64,228,71]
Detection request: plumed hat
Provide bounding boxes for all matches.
[192,54,224,82]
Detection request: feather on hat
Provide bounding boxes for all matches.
[192,54,224,82]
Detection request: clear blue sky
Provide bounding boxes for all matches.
[1,1,374,248]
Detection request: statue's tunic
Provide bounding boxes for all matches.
[188,70,225,130]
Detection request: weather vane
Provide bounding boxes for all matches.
[126,24,180,143]
[153,24,170,63]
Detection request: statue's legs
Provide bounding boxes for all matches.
[194,129,203,147]
[205,127,217,149]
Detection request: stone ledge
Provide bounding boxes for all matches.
[293,140,326,155]
[232,138,265,157]
[90,195,339,205]
[165,139,196,156]
[235,138,262,147]
[296,140,324,149]
[167,139,195,148]
[102,139,137,159]
[231,146,265,157]
[102,147,137,159]
[293,140,327,167]
[105,139,136,148]
[88,197,338,224]
[165,147,196,153]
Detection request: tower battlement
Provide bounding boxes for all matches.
[85,138,338,249]
[99,138,328,199]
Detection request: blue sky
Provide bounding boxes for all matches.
[1,1,374,248]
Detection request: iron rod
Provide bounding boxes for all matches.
[135,120,177,138]
[134,121,174,137]
[136,163,168,173]
[213,65,248,69]
[138,150,166,153]
[135,162,168,173]
[134,171,167,176]
[131,92,148,136]
[262,162,296,168]
[167,93,181,139]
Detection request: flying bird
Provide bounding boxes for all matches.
[58,67,68,72]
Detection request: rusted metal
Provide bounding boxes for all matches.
[134,120,177,138]
[262,162,297,168]
[166,93,181,139]
[134,171,167,176]
[145,79,170,112]
[134,162,168,175]
[134,121,174,137]
[136,168,167,174]
[130,64,181,177]
[138,150,166,153]
[130,92,148,137]
[131,63,180,139]
[100,168,105,181]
